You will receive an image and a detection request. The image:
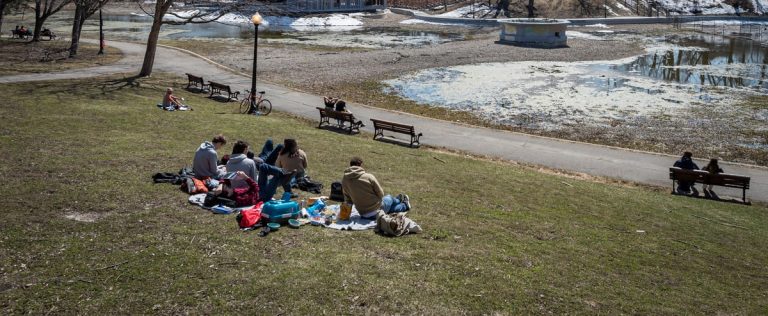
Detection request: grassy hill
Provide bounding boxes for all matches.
[0,74,766,314]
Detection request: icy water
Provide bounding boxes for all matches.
[36,14,464,48]
[383,34,768,129]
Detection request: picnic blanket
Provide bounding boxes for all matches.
[322,204,377,231]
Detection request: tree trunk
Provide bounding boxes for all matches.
[139,0,170,77]
[33,0,43,41]
[69,4,84,57]
[527,0,535,17]
[0,1,7,35]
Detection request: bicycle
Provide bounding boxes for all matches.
[238,90,272,116]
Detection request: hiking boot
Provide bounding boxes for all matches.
[401,194,411,210]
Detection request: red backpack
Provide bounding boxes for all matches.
[237,202,264,228]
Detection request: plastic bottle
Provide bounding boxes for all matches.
[306,199,325,217]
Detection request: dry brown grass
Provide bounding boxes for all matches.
[0,38,122,76]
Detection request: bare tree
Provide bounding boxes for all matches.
[69,0,111,57]
[33,0,73,41]
[0,0,25,35]
[137,1,244,77]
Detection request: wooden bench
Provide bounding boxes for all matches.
[208,81,239,101]
[370,118,422,147]
[669,167,751,204]
[185,73,209,92]
[41,29,57,40]
[316,107,364,134]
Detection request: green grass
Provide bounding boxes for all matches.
[1,74,767,314]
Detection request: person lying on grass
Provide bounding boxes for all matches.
[342,156,411,220]
[212,171,259,207]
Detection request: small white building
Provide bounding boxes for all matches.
[498,19,569,47]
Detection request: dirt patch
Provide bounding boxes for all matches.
[64,212,106,223]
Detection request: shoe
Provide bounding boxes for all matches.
[401,194,411,210]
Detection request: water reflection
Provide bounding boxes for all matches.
[601,35,768,92]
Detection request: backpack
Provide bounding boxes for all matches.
[296,176,324,194]
[203,192,236,208]
[329,181,344,202]
[236,202,264,228]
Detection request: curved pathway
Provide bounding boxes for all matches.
[1,38,766,203]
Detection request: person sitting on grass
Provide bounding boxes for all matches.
[673,151,700,196]
[212,171,259,207]
[193,135,227,180]
[702,158,724,198]
[276,138,307,197]
[227,140,295,201]
[342,156,410,220]
[162,88,191,111]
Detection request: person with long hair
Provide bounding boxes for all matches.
[276,138,307,196]
[702,158,724,198]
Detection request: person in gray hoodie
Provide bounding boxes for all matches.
[226,140,294,201]
[342,156,410,220]
[193,135,227,179]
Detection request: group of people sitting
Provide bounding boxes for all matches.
[673,151,724,198]
[192,135,411,218]
[12,25,31,38]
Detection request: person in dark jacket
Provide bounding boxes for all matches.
[673,151,700,195]
[702,158,724,198]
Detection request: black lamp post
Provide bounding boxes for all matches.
[98,3,104,55]
[251,12,263,104]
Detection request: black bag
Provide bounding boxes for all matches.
[296,176,324,194]
[329,181,344,202]
[203,193,236,208]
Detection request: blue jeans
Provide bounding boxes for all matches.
[256,162,290,202]
[257,139,283,166]
[282,170,305,193]
[382,195,408,214]
[360,195,407,220]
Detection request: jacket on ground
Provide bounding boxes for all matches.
[231,177,259,207]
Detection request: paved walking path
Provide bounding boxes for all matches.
[2,39,766,203]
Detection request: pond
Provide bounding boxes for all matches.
[383,34,768,129]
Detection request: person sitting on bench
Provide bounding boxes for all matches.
[673,151,700,196]
[342,156,411,220]
[702,158,724,198]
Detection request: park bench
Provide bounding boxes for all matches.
[10,29,32,39]
[316,107,364,134]
[185,73,209,92]
[41,29,57,40]
[370,118,422,148]
[669,167,751,204]
[208,81,239,101]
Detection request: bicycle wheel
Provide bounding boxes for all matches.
[239,97,252,114]
[257,99,272,116]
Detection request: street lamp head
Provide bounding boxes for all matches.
[251,12,263,25]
